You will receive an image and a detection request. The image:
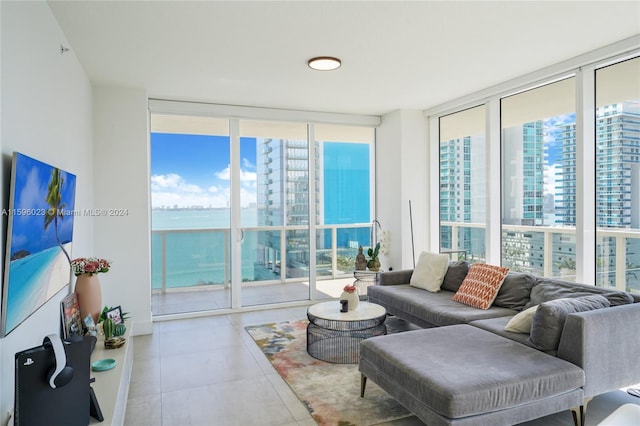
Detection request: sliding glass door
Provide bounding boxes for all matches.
[150,114,232,315]
[239,120,311,306]
[149,108,377,315]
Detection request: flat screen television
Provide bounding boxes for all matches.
[1,152,77,336]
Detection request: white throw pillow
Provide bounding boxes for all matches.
[409,251,449,292]
[504,305,539,333]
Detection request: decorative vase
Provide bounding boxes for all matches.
[340,290,359,311]
[74,273,102,324]
[367,258,381,272]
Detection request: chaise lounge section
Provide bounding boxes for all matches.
[360,260,640,425]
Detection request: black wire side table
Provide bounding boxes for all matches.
[353,270,382,300]
[306,301,387,364]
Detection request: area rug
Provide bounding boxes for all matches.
[245,319,413,426]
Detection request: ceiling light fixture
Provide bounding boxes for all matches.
[308,56,341,71]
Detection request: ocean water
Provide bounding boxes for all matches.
[152,208,257,230]
[4,246,63,333]
[151,208,262,289]
[151,209,367,289]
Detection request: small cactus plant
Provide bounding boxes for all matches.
[114,323,127,337]
[103,318,115,340]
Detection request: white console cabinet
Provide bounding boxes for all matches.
[89,322,133,425]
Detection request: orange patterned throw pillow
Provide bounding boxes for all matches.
[451,263,510,310]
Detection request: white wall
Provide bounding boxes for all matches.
[0,1,94,422]
[377,110,429,270]
[93,86,153,335]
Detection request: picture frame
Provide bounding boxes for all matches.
[2,152,77,336]
[60,293,84,338]
[105,306,123,324]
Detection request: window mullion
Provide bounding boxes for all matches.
[230,119,242,308]
[486,98,501,265]
[575,67,596,284]
[308,124,317,300]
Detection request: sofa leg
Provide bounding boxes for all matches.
[570,397,593,426]
[570,406,583,426]
[360,374,367,397]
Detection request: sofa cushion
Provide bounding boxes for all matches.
[409,251,449,292]
[452,263,510,310]
[524,278,634,310]
[469,316,533,347]
[504,305,538,333]
[529,295,610,352]
[440,261,469,292]
[493,273,535,310]
[359,325,585,419]
[368,284,516,327]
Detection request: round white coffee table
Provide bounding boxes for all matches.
[306,301,387,364]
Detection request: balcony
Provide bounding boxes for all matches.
[151,223,375,316]
[441,221,640,293]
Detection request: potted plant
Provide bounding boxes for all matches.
[367,242,381,271]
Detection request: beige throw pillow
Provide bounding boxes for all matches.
[504,305,538,333]
[409,251,450,292]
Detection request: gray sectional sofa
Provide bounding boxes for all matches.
[360,261,640,426]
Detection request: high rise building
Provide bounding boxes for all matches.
[439,134,486,258]
[555,102,640,228]
[256,138,372,277]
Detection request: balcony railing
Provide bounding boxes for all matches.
[441,221,640,292]
[151,223,373,293]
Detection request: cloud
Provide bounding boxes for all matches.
[215,164,256,183]
[150,173,181,190]
[215,167,230,180]
[240,169,256,182]
[151,173,255,208]
[242,158,255,169]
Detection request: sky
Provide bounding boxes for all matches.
[543,113,575,165]
[8,153,76,257]
[150,133,257,208]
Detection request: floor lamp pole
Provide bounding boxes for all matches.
[409,200,415,268]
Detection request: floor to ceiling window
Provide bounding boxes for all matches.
[430,43,639,288]
[315,124,376,281]
[500,77,577,279]
[150,114,232,315]
[439,105,486,262]
[148,105,377,316]
[595,57,640,291]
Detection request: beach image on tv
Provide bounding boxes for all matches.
[1,152,76,336]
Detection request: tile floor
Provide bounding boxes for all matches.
[152,278,354,316]
[125,306,640,426]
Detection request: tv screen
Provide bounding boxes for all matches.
[1,152,77,336]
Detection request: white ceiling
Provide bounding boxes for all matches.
[48,1,640,117]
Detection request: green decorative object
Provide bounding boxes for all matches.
[114,323,127,337]
[367,258,381,272]
[103,318,115,340]
[367,242,381,271]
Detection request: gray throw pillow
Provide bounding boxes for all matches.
[524,278,634,310]
[493,273,535,310]
[528,294,610,352]
[440,261,469,292]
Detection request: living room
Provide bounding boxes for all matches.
[1,1,639,425]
